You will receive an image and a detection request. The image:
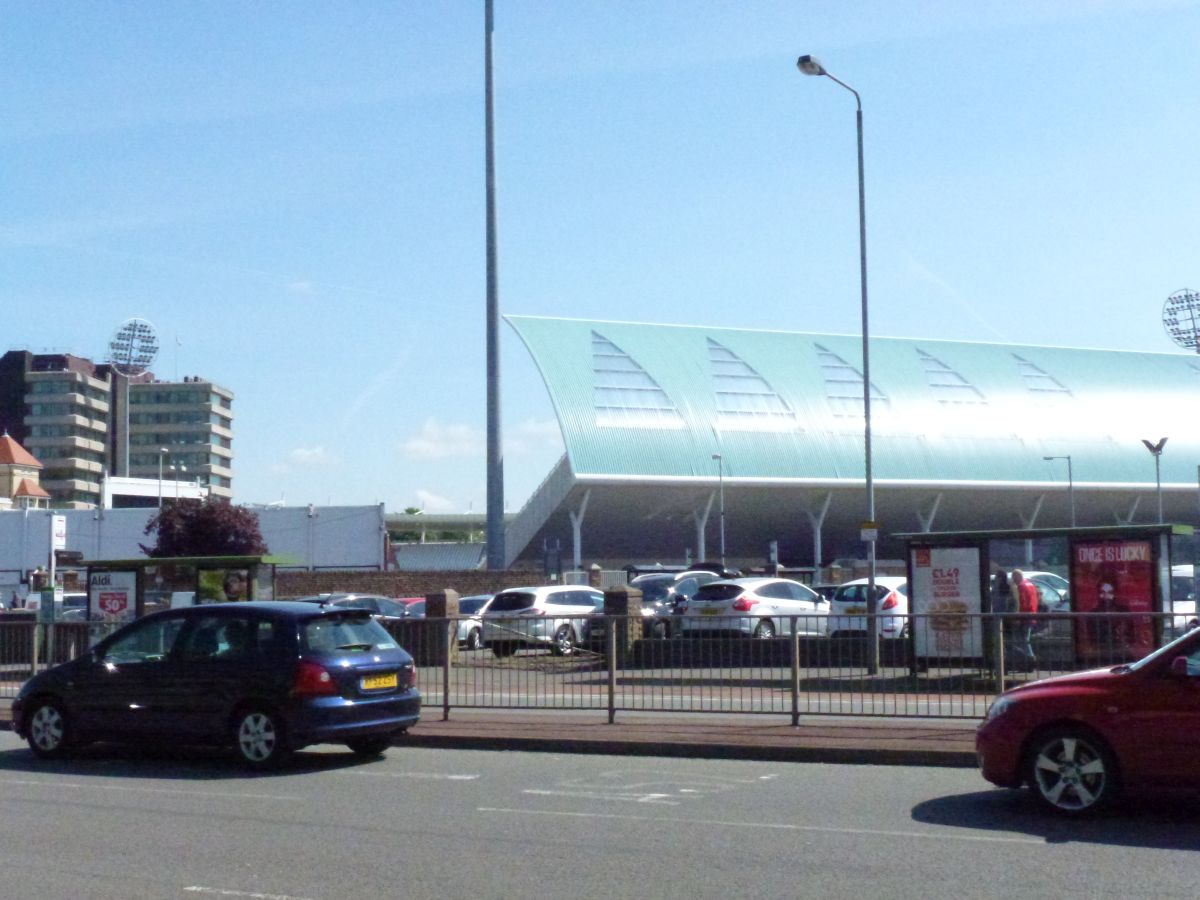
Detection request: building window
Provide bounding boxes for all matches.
[815,343,890,418]
[918,349,987,405]
[707,339,797,431]
[591,332,684,428]
[1013,355,1072,400]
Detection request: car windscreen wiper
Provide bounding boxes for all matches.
[335,643,374,651]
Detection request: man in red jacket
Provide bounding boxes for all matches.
[1010,570,1039,671]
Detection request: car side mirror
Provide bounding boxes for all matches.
[1170,656,1192,677]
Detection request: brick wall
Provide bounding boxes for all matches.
[275,569,545,599]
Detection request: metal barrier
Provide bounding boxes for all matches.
[406,610,1191,721]
[4,611,1191,721]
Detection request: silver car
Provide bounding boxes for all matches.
[454,594,493,650]
[679,577,827,639]
[481,585,604,657]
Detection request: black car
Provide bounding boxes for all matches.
[12,601,421,768]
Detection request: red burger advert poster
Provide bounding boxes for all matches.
[1070,539,1154,660]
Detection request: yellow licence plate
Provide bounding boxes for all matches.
[844,606,866,615]
[700,608,721,616]
[361,673,398,690]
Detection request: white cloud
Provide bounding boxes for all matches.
[288,280,315,295]
[504,418,564,456]
[414,489,456,513]
[400,419,484,461]
[289,446,335,466]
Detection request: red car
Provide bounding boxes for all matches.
[976,628,1200,814]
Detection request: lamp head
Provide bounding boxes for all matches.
[1142,437,1168,455]
[796,54,826,76]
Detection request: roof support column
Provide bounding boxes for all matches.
[1115,496,1141,526]
[693,492,715,563]
[916,493,943,532]
[1018,495,1045,565]
[569,489,591,571]
[804,492,832,569]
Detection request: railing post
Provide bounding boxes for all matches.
[993,611,1006,694]
[607,619,617,724]
[443,614,452,721]
[790,616,801,726]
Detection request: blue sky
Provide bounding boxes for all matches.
[3,1,1198,513]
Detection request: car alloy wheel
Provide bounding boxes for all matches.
[1027,728,1117,814]
[551,624,576,656]
[234,708,291,769]
[753,620,776,639]
[27,701,70,758]
[466,627,482,651]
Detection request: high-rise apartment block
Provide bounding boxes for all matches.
[0,350,233,508]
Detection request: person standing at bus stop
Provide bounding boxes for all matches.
[1010,570,1039,671]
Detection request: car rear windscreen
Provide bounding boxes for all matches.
[488,592,536,612]
[303,615,395,652]
[694,584,743,602]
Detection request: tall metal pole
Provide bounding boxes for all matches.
[1142,438,1168,525]
[797,55,877,672]
[157,449,166,508]
[484,0,505,569]
[712,453,725,565]
[1043,455,1075,527]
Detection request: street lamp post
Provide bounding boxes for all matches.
[1142,438,1168,523]
[797,53,878,672]
[712,453,726,566]
[1042,455,1075,527]
[157,447,169,508]
[171,463,187,502]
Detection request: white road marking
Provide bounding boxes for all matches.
[184,887,315,900]
[523,788,679,805]
[0,778,300,802]
[477,807,1043,846]
[340,771,480,781]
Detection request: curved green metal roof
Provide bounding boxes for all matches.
[507,315,1200,488]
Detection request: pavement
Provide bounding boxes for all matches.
[395,708,980,768]
[0,697,980,768]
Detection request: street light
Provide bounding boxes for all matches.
[1042,455,1075,527]
[171,462,187,502]
[157,447,169,508]
[1142,438,1168,523]
[712,453,726,566]
[797,53,877,669]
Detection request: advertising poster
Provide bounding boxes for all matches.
[89,570,137,625]
[1070,539,1154,660]
[911,546,983,658]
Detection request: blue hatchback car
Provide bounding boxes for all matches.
[13,601,421,768]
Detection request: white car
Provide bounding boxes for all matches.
[827,576,909,639]
[481,585,604,657]
[678,577,827,639]
[454,594,493,650]
[1170,564,1198,637]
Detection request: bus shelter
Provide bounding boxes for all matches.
[80,555,290,627]
[895,524,1197,671]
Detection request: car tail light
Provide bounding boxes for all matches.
[293,660,337,697]
[731,596,758,612]
[880,592,899,611]
[400,664,417,690]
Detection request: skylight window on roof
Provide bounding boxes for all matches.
[592,332,684,428]
[918,349,987,405]
[1014,355,1072,400]
[707,339,797,431]
[815,343,889,418]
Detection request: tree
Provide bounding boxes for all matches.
[141,498,269,558]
